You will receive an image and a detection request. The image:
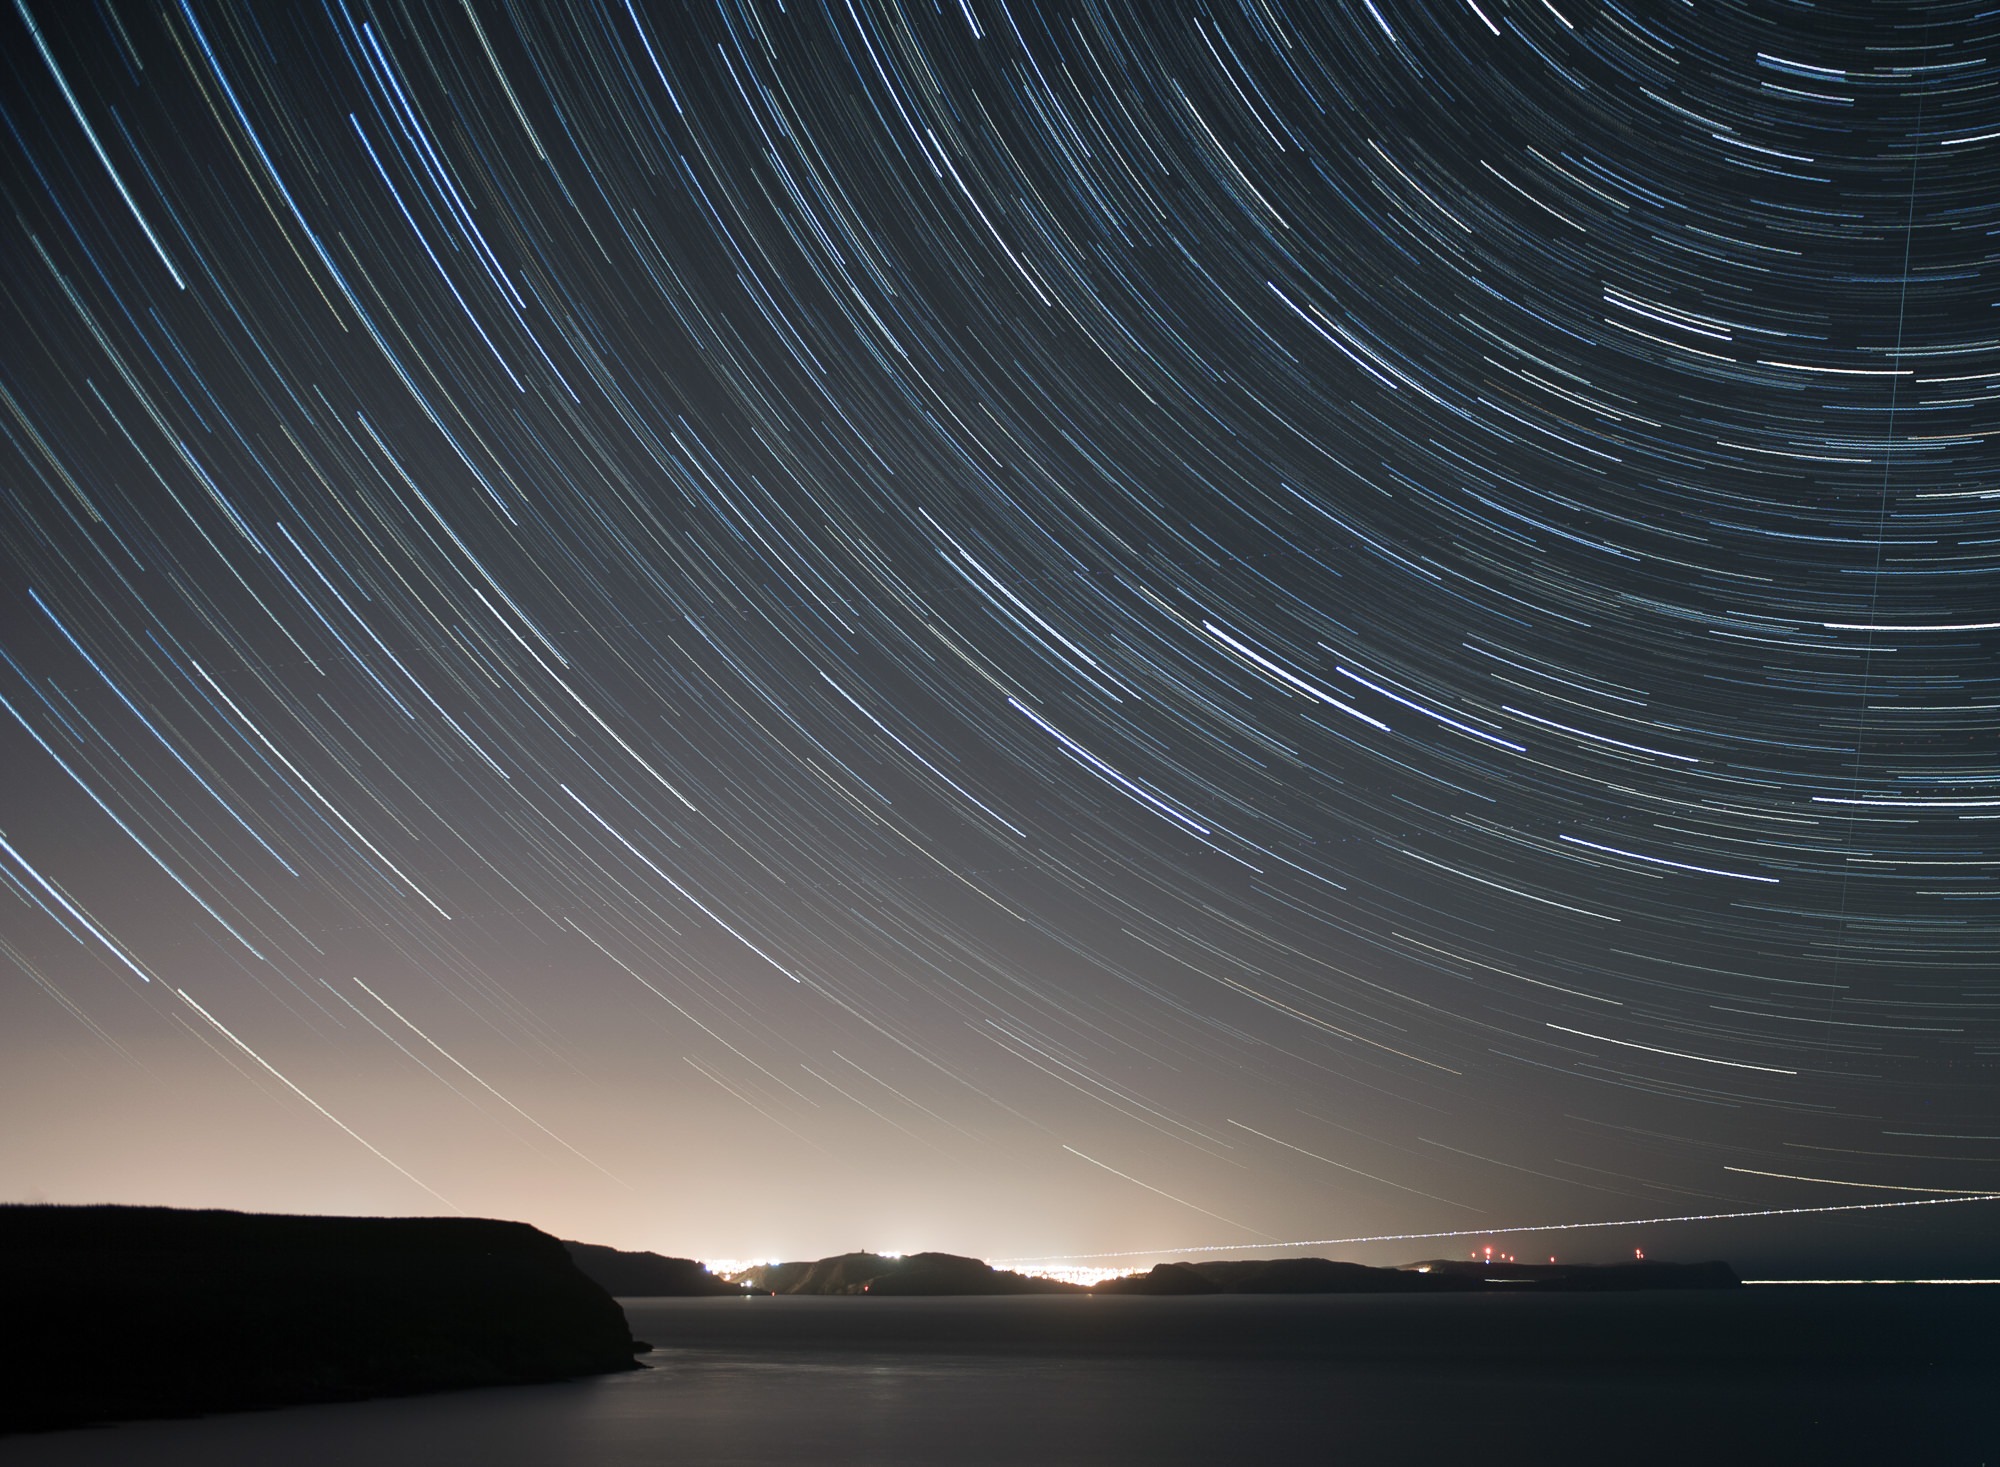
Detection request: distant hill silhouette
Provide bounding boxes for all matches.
[1099,1258,1464,1295]
[1099,1257,1740,1294]
[1,1204,644,1434]
[562,1240,750,1296]
[737,1251,1081,1295]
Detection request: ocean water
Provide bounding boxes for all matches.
[4,1290,1994,1465]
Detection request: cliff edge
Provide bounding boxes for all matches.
[1,1203,644,1434]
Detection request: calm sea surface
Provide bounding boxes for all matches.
[4,1290,1994,1465]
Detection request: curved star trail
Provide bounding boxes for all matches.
[3,0,1997,1269]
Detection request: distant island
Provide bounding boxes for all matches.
[3,1204,1740,1436]
[2,1204,645,1435]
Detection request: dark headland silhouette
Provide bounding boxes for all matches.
[1,1204,644,1435]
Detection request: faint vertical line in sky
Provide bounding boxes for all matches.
[1822,65,1929,1010]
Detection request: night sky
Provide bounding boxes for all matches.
[4,0,1998,1277]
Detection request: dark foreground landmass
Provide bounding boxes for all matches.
[0,1204,644,1435]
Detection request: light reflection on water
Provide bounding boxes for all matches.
[2,1292,1992,1465]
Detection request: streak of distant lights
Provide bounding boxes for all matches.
[990,1193,2000,1265]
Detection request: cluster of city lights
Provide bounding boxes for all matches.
[1003,1263,1147,1287]
[701,1258,783,1281]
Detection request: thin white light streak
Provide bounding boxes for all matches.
[1203,621,1390,732]
[1010,699,1213,834]
[1334,663,1523,749]
[1822,619,2000,632]
[1724,1166,1980,1195]
[0,692,269,958]
[1402,847,1620,922]
[991,1193,2000,1265]
[562,784,809,982]
[1547,1022,1798,1075]
[1812,795,2000,809]
[1760,361,1912,376]
[350,976,631,1187]
[1063,1145,1277,1240]
[188,661,451,919]
[15,0,186,288]
[175,987,454,1208]
[1228,1120,1481,1209]
[1559,834,1778,883]
[1502,706,1697,762]
[0,832,155,984]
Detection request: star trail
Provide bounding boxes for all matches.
[3,0,1998,1272]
